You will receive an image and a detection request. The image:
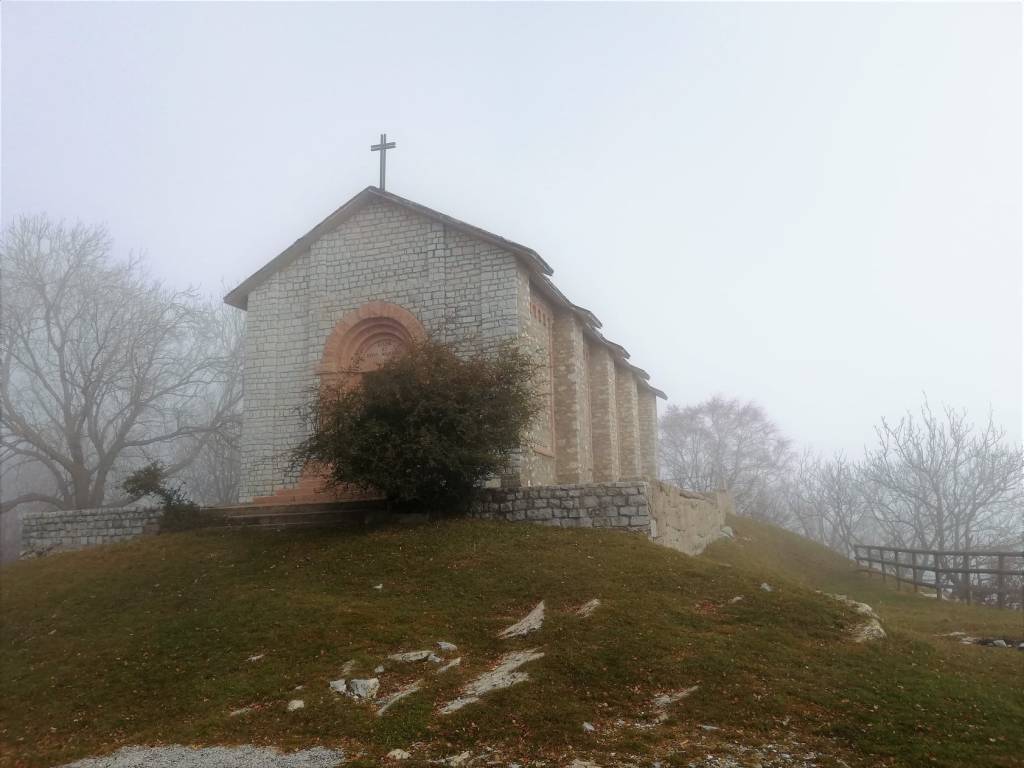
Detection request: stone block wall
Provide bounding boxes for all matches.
[20,507,162,558]
[552,311,592,484]
[588,345,621,482]
[238,194,663,501]
[242,199,522,500]
[637,390,659,480]
[647,481,728,556]
[473,481,652,532]
[520,284,557,485]
[473,480,730,556]
[615,366,641,478]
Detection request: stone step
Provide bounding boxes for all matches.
[207,500,390,530]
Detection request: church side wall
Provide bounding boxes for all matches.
[240,199,521,501]
[519,279,557,485]
[637,388,659,479]
[552,313,592,484]
[588,344,620,482]
[615,366,641,478]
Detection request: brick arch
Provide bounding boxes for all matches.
[253,301,426,506]
[318,300,426,386]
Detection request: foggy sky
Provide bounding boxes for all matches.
[3,1,1021,456]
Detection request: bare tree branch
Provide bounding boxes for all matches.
[0,215,243,514]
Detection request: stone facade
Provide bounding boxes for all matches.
[226,187,665,504]
[473,481,729,556]
[20,507,161,558]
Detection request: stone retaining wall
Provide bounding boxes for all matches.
[647,480,729,556]
[473,481,652,532]
[20,507,162,558]
[472,480,729,555]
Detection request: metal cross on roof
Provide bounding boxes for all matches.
[370,133,396,191]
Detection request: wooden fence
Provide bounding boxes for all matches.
[853,544,1024,610]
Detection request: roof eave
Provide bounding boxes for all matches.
[223,186,553,312]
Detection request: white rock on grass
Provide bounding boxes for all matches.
[575,599,601,618]
[652,685,700,710]
[388,650,434,663]
[852,618,887,643]
[59,746,346,768]
[376,680,423,717]
[760,583,773,592]
[441,752,472,766]
[824,593,886,642]
[247,654,265,662]
[228,706,254,718]
[437,641,458,652]
[440,648,545,714]
[582,721,596,733]
[348,678,381,699]
[824,593,880,620]
[728,596,744,604]
[435,657,462,674]
[287,699,305,712]
[498,601,545,639]
[720,525,735,538]
[330,678,380,699]
[386,749,411,761]
[651,685,700,722]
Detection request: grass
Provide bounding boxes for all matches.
[1,515,1021,767]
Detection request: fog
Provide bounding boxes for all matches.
[3,1,1020,456]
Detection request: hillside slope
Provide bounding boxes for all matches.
[1,517,1020,768]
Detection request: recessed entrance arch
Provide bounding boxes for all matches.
[318,300,426,386]
[253,301,426,505]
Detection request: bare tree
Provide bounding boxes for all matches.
[173,303,244,506]
[860,399,1023,552]
[660,396,794,522]
[0,215,242,513]
[787,451,871,556]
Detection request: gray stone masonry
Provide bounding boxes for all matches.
[472,480,729,556]
[473,481,652,532]
[242,199,522,501]
[20,507,162,558]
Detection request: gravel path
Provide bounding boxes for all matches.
[60,745,345,768]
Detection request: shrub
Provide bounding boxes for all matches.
[294,337,542,512]
[121,462,215,531]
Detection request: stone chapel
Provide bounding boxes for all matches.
[225,186,666,506]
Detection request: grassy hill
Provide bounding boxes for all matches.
[1,516,1021,768]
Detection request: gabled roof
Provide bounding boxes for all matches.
[224,186,551,310]
[223,186,665,399]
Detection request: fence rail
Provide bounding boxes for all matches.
[853,544,1024,610]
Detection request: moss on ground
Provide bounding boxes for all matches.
[0,516,1020,767]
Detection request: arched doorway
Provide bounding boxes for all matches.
[254,301,425,505]
[318,301,425,387]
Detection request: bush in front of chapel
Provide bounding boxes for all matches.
[293,337,542,512]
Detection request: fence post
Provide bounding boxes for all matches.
[880,548,887,584]
[997,555,1005,610]
[911,551,919,593]
[963,553,971,604]
[934,551,942,601]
